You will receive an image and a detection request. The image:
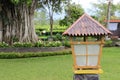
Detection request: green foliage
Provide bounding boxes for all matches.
[11,0,32,5]
[11,0,19,4]
[54,41,62,47]
[116,2,120,14]
[44,41,62,47]
[0,50,71,59]
[39,0,65,13]
[104,40,113,47]
[34,40,43,47]
[90,0,119,23]
[13,42,33,47]
[35,25,67,31]
[54,33,62,41]
[22,42,33,47]
[35,25,67,40]
[63,40,70,48]
[59,3,84,26]
[34,10,48,26]
[0,42,9,48]
[0,40,70,48]
[39,0,66,38]
[13,42,24,47]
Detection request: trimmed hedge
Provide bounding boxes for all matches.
[0,50,71,59]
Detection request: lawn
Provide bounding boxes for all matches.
[0,47,120,80]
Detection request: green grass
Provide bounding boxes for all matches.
[101,47,120,80]
[0,47,120,80]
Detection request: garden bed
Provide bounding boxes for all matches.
[0,46,65,52]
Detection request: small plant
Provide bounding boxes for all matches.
[13,42,23,47]
[55,33,62,41]
[63,41,70,47]
[13,42,33,47]
[47,42,56,47]
[0,42,9,48]
[34,40,43,47]
[54,41,62,47]
[105,40,113,47]
[45,41,62,47]
[22,42,33,47]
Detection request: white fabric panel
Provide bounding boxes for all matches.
[76,56,86,66]
[88,44,100,55]
[109,23,118,30]
[88,56,98,66]
[74,45,86,55]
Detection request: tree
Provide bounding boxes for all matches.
[34,9,49,26]
[89,0,119,24]
[116,2,120,18]
[59,3,84,26]
[39,0,66,38]
[0,0,38,45]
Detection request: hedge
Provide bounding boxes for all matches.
[0,50,71,59]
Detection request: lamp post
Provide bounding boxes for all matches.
[63,14,112,80]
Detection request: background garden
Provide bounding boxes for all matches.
[0,0,120,80]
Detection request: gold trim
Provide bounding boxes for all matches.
[74,69,103,74]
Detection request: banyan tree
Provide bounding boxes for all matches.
[0,0,38,45]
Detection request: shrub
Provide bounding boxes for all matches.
[0,51,72,59]
[0,42,9,48]
[45,42,56,47]
[13,42,23,47]
[22,42,33,47]
[54,33,62,41]
[13,42,33,47]
[34,40,43,47]
[44,41,62,47]
[63,41,70,47]
[0,41,63,48]
[54,41,62,47]
[104,40,113,47]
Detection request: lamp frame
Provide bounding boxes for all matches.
[70,36,105,70]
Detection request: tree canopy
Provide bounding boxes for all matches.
[89,0,120,24]
[39,0,66,38]
[59,3,84,26]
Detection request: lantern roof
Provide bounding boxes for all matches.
[63,13,112,36]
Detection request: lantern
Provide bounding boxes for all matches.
[63,14,112,80]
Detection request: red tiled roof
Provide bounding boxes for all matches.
[63,13,112,36]
[108,20,120,23]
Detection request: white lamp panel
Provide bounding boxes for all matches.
[74,45,86,55]
[88,56,98,66]
[76,56,86,66]
[88,44,100,55]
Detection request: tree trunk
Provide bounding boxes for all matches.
[0,0,38,44]
[0,21,2,42]
[48,5,53,39]
[50,15,53,38]
[0,4,2,42]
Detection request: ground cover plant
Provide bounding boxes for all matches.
[0,47,119,80]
